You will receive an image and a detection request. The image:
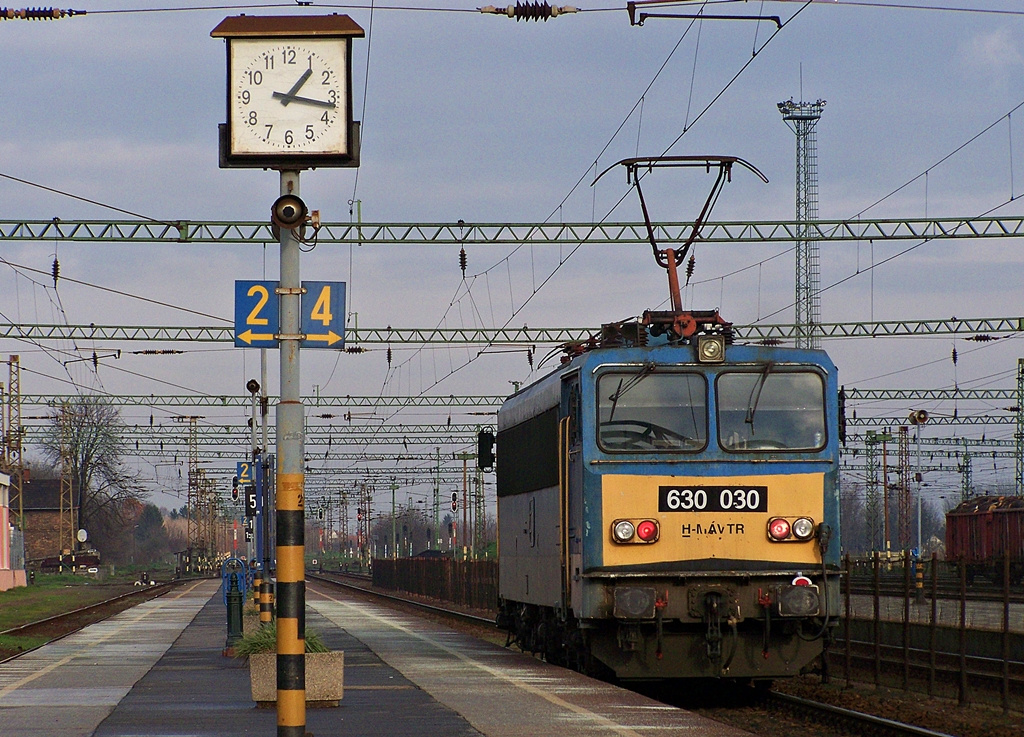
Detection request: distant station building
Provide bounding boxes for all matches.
[0,472,27,590]
[21,478,85,570]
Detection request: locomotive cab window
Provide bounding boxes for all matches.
[597,370,707,452]
[716,369,826,452]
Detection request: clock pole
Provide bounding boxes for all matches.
[212,16,364,736]
[276,168,306,736]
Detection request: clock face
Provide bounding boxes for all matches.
[229,37,349,156]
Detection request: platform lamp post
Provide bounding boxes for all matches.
[212,15,363,737]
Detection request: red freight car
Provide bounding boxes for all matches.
[945,496,1024,585]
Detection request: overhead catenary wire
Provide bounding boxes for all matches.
[377,2,805,406]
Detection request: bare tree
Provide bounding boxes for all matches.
[38,397,148,549]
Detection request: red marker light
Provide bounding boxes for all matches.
[636,520,659,542]
[768,517,791,541]
[792,575,812,587]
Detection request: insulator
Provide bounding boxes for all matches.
[387,347,392,365]
[459,247,467,275]
[685,254,695,282]
[967,334,994,342]
[3,7,82,20]
[51,257,59,286]
[479,2,577,21]
[527,347,534,368]
[345,346,365,353]
[92,351,98,369]
[951,346,958,364]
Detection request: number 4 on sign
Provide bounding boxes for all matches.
[301,281,346,349]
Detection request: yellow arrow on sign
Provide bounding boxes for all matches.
[237,329,275,345]
[305,331,343,346]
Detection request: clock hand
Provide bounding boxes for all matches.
[277,68,313,106]
[271,91,336,109]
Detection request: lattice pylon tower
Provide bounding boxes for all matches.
[327,496,335,553]
[58,403,75,554]
[181,416,202,555]
[959,446,972,503]
[359,483,371,565]
[864,431,881,552]
[0,380,6,482]
[778,99,826,350]
[5,356,23,530]
[897,425,911,550]
[201,475,215,557]
[340,487,349,557]
[1016,358,1023,495]
[473,469,486,558]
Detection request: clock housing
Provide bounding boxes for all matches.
[212,15,364,169]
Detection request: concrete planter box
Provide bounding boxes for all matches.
[249,652,344,707]
[242,612,261,634]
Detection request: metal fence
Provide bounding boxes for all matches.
[372,558,498,612]
[836,553,1024,713]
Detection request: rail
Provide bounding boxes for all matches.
[0,581,177,663]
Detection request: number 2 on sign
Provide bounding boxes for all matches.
[246,284,270,326]
[309,285,332,326]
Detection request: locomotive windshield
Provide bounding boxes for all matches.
[716,369,826,451]
[597,371,707,452]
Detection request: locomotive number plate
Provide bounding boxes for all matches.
[658,485,768,513]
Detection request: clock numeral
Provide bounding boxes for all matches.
[321,111,330,123]
[264,124,273,141]
[247,110,258,126]
[321,70,331,85]
[283,48,296,64]
[240,90,250,105]
[263,54,275,70]
[284,130,294,145]
[305,125,315,141]
[246,70,263,85]
[327,89,337,104]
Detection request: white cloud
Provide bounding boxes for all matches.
[958,27,1024,78]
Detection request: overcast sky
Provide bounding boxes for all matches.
[2,1,1023,513]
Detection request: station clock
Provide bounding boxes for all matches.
[212,15,364,169]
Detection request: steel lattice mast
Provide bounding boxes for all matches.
[1017,358,1024,495]
[779,99,826,350]
[897,425,911,550]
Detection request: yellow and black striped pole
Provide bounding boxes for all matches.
[276,472,305,735]
[252,567,261,609]
[276,169,306,736]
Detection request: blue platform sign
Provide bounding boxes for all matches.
[234,280,279,347]
[236,461,254,485]
[301,281,346,349]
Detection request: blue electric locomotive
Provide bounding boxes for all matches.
[495,156,841,682]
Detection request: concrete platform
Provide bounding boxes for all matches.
[0,579,216,737]
[848,594,1024,633]
[0,578,752,737]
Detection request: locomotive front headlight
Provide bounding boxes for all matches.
[792,517,815,540]
[612,520,636,542]
[696,334,726,364]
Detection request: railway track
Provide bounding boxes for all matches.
[310,571,983,737]
[0,580,178,663]
[765,692,958,737]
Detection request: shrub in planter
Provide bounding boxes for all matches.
[237,622,342,706]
